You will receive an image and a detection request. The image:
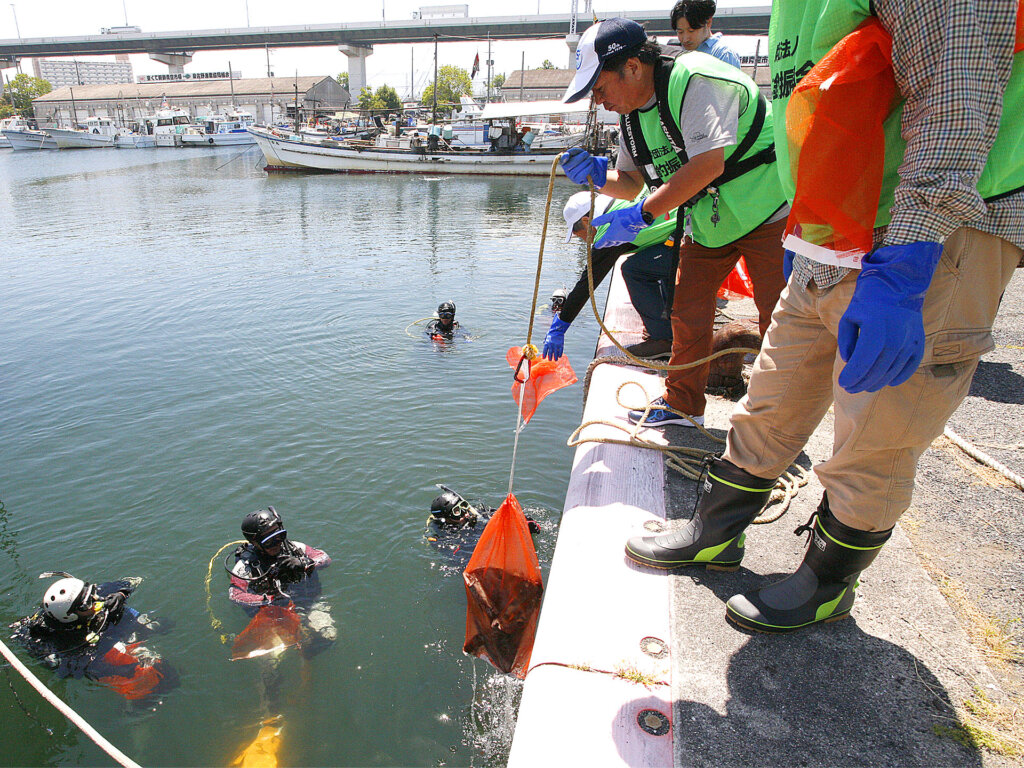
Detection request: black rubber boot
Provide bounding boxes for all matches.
[624,456,776,570]
[725,495,892,633]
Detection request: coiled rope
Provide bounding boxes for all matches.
[0,636,142,768]
[205,540,245,644]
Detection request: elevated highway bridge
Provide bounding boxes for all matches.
[0,7,771,94]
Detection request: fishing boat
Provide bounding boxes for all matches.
[180,111,257,146]
[250,124,572,176]
[2,117,58,150]
[134,108,196,147]
[0,116,25,148]
[48,117,119,149]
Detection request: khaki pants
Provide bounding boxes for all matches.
[724,227,1022,532]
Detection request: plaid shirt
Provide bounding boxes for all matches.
[793,0,1023,290]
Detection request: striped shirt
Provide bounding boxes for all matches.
[792,0,1023,290]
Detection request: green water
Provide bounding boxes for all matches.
[0,147,601,766]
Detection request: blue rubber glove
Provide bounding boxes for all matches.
[591,200,649,248]
[560,148,608,187]
[836,241,943,394]
[542,316,571,360]
[783,249,795,282]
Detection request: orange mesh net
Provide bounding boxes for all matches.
[463,493,544,678]
[506,347,577,425]
[231,605,302,661]
[784,18,897,263]
[97,644,163,700]
[716,257,754,301]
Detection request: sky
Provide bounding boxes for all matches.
[1,1,768,98]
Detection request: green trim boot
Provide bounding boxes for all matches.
[725,495,893,633]
[624,456,777,570]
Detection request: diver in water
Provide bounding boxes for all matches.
[425,301,460,340]
[549,287,567,315]
[427,487,540,568]
[228,506,335,652]
[9,573,175,703]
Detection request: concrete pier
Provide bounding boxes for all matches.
[509,260,1018,767]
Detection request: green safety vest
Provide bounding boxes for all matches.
[594,190,678,250]
[769,0,1024,228]
[619,51,786,248]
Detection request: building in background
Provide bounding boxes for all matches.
[33,57,134,88]
[31,76,350,126]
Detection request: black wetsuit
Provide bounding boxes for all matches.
[425,319,461,340]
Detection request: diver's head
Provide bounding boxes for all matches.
[550,287,568,314]
[430,490,477,527]
[436,301,456,328]
[242,506,287,555]
[42,577,98,624]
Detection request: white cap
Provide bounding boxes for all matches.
[563,192,612,243]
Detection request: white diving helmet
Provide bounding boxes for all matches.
[41,577,93,624]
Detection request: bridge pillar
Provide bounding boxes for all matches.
[339,44,373,98]
[0,56,20,71]
[566,34,580,70]
[149,52,194,74]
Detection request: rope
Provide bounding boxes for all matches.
[943,426,1024,491]
[0,636,142,768]
[214,143,257,171]
[566,380,808,524]
[205,540,245,644]
[404,317,436,337]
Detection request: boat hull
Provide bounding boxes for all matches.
[114,134,157,148]
[250,127,565,177]
[48,128,116,149]
[3,129,57,150]
[181,132,257,147]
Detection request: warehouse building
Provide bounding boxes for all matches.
[31,75,349,126]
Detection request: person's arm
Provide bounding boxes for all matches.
[876,0,1017,245]
[559,243,634,323]
[600,167,647,200]
[641,148,724,219]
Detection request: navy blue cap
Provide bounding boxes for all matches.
[564,18,648,104]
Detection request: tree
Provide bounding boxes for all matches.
[541,59,556,69]
[356,84,403,115]
[6,74,51,116]
[421,65,473,117]
[488,72,506,91]
[336,72,350,91]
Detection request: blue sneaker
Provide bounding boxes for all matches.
[627,397,705,428]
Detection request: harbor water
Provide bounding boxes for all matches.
[0,147,603,766]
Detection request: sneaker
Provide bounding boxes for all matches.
[627,397,705,427]
[625,338,672,359]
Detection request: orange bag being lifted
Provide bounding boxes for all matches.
[506,347,577,425]
[463,493,544,678]
[783,18,897,267]
[231,605,302,661]
[717,257,755,301]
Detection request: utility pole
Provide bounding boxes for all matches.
[431,34,438,125]
[244,0,250,26]
[486,33,492,103]
[410,47,414,101]
[10,4,20,39]
[519,51,525,102]
[265,44,272,77]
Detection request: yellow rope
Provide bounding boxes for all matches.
[205,540,245,644]
[521,155,562,357]
[404,317,437,337]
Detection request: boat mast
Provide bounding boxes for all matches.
[486,33,491,103]
[228,61,236,112]
[69,86,77,128]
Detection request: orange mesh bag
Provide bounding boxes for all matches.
[463,493,544,678]
[1016,0,1024,52]
[97,643,163,700]
[784,18,897,267]
[506,347,577,425]
[231,604,302,661]
[716,257,755,301]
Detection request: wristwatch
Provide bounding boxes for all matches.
[640,205,655,225]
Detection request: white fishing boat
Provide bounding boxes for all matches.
[0,116,25,148]
[135,108,195,147]
[3,116,58,150]
[250,124,570,176]
[114,131,157,148]
[181,111,257,146]
[48,117,119,149]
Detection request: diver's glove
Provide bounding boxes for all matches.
[102,591,128,624]
[592,200,649,248]
[542,316,571,361]
[837,241,943,394]
[560,148,608,187]
[279,555,313,581]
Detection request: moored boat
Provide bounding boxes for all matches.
[250,125,572,177]
[48,117,118,149]
[181,111,257,146]
[3,117,58,150]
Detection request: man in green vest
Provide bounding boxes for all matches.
[625,0,1024,632]
[560,17,787,429]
